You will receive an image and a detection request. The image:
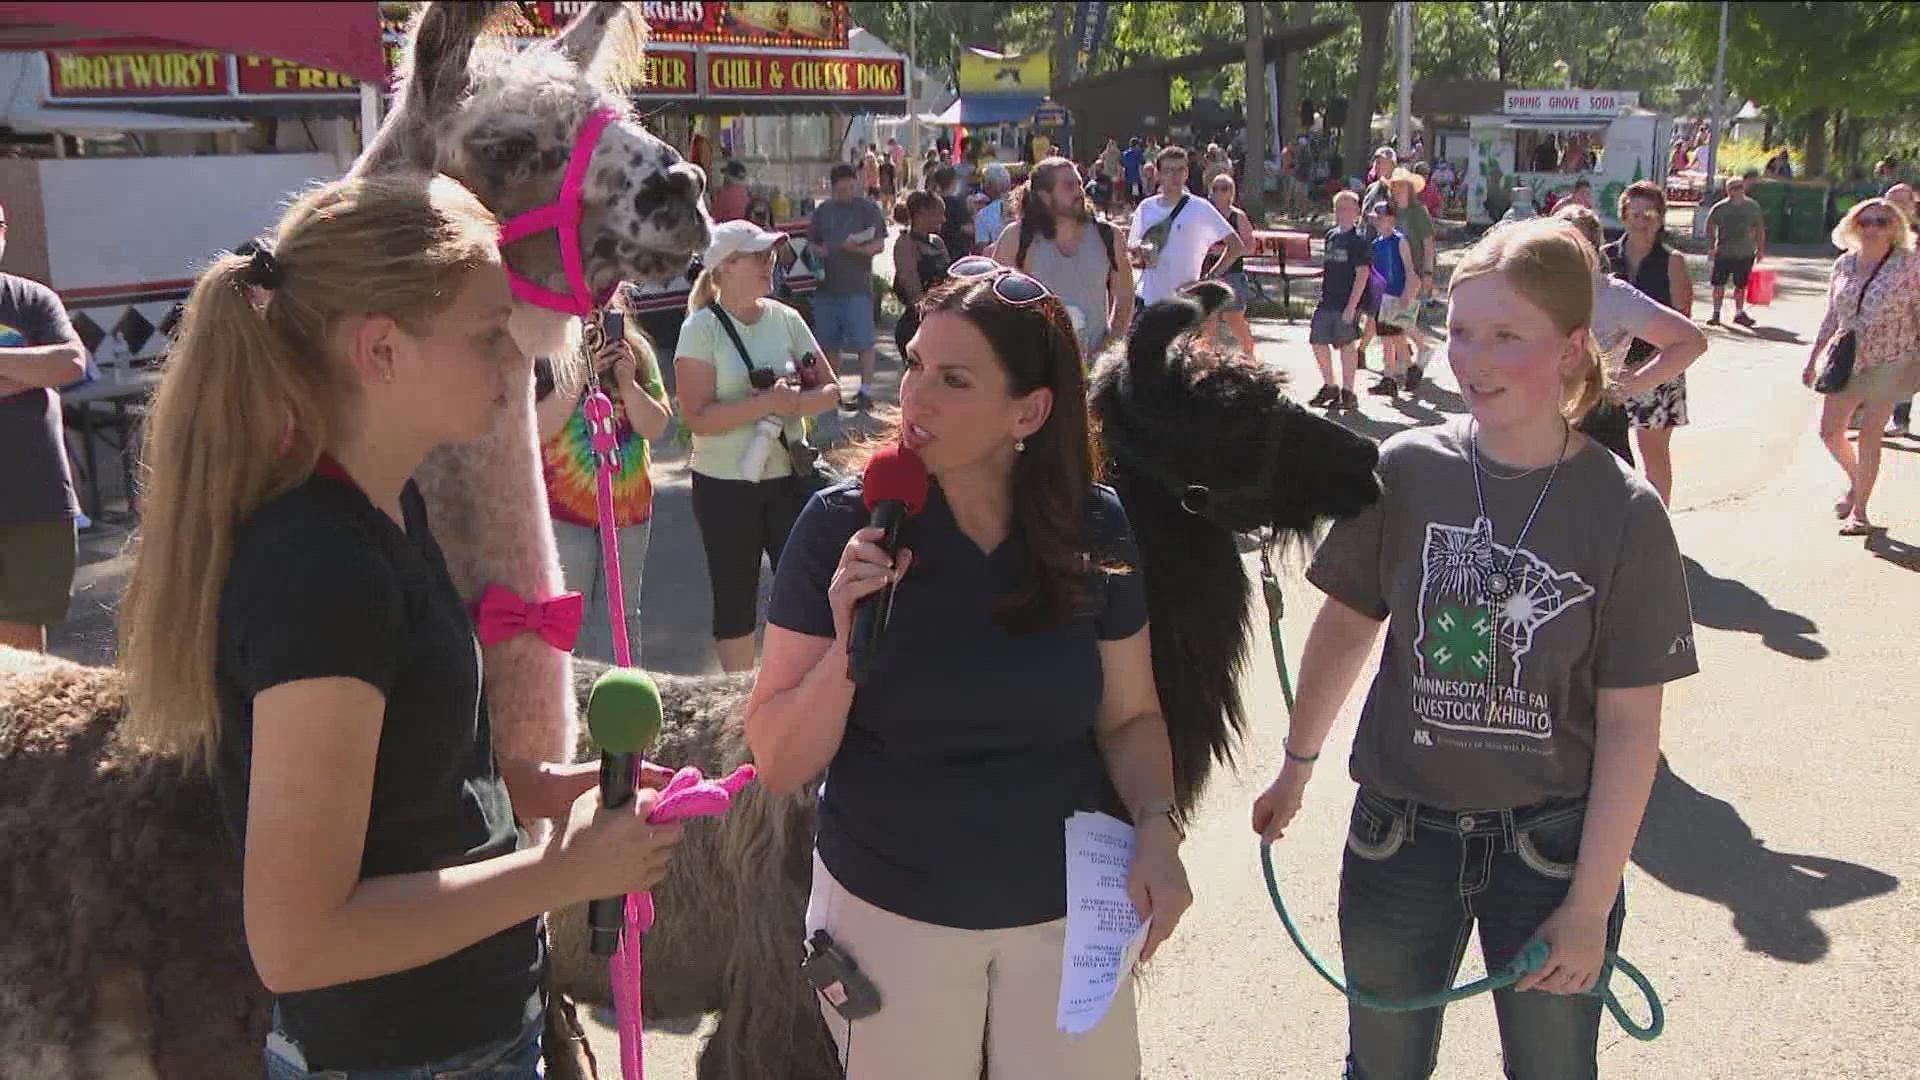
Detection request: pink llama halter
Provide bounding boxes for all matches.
[581,384,757,1079]
[498,108,622,317]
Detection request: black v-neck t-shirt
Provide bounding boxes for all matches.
[213,468,544,1070]
[767,479,1149,929]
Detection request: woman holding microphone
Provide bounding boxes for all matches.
[744,259,1190,1077]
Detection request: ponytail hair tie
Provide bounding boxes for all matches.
[242,246,285,290]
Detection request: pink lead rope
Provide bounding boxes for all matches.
[581,385,756,1079]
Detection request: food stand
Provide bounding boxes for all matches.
[1465,89,1671,231]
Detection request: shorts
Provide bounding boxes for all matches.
[1310,307,1363,348]
[691,471,804,641]
[0,519,77,628]
[1219,270,1255,312]
[1710,256,1755,287]
[1376,293,1419,333]
[1624,375,1689,429]
[812,291,877,354]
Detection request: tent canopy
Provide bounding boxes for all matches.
[0,2,386,82]
[924,94,1046,127]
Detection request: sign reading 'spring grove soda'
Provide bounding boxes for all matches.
[1501,90,1640,116]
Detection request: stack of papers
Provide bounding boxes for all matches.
[1056,811,1151,1036]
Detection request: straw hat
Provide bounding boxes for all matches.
[1388,166,1427,194]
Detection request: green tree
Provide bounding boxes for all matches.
[1661,1,1920,177]
[1341,2,1392,172]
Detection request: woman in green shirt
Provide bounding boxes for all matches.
[675,220,842,671]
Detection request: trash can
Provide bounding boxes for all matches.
[1748,179,1789,241]
[1782,182,1830,245]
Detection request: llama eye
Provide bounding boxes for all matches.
[472,134,535,167]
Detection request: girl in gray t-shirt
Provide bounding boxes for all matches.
[1252,219,1697,1076]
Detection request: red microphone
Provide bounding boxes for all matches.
[848,444,930,684]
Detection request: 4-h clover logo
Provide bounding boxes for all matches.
[1424,605,1491,678]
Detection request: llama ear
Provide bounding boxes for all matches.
[397,1,501,116]
[1126,298,1205,388]
[553,1,645,88]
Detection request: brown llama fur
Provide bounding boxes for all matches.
[0,650,837,1079]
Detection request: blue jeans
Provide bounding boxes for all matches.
[1338,788,1626,1080]
[811,291,876,354]
[264,1014,543,1079]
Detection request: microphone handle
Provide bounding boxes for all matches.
[846,500,908,685]
[587,750,637,957]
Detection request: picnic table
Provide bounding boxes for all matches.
[1240,229,1322,320]
[61,369,160,522]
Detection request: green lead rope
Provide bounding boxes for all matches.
[1254,540,1664,1041]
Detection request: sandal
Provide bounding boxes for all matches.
[1839,518,1875,536]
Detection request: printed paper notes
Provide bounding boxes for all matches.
[1057,811,1149,1035]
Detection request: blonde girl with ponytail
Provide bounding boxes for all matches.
[1253,218,1699,1077]
[118,173,683,1076]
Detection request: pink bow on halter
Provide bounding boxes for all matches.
[611,763,758,1080]
[470,583,584,652]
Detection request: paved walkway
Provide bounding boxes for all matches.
[51,245,1916,1078]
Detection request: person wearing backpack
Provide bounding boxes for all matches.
[990,156,1135,362]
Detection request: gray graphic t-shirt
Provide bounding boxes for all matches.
[1308,419,1699,810]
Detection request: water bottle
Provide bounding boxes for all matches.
[738,415,785,478]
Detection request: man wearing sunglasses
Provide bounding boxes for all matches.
[1705,177,1765,327]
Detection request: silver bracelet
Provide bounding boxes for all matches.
[1283,738,1321,765]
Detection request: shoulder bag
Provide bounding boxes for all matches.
[1814,251,1891,394]
[707,303,837,493]
[1138,195,1190,270]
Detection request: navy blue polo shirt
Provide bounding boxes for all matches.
[768,479,1149,929]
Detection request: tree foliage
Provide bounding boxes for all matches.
[1659,1,1920,175]
[1661,1,1920,120]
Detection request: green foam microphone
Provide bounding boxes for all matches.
[585,666,663,956]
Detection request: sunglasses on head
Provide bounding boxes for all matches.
[1858,214,1894,228]
[946,255,1052,305]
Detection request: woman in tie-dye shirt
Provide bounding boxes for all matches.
[536,287,672,663]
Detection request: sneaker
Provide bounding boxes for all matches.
[1706,314,1722,326]
[1887,420,1911,438]
[1308,384,1338,407]
[841,389,873,413]
[1368,376,1399,396]
[1405,364,1425,391]
[1733,311,1756,327]
[1339,389,1360,411]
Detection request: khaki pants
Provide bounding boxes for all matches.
[805,853,1141,1079]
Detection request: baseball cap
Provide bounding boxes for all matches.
[703,219,787,265]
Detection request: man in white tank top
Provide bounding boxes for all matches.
[990,157,1136,361]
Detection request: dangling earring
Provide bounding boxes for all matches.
[1014,438,1026,453]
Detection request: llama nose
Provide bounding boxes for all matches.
[668,161,706,201]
